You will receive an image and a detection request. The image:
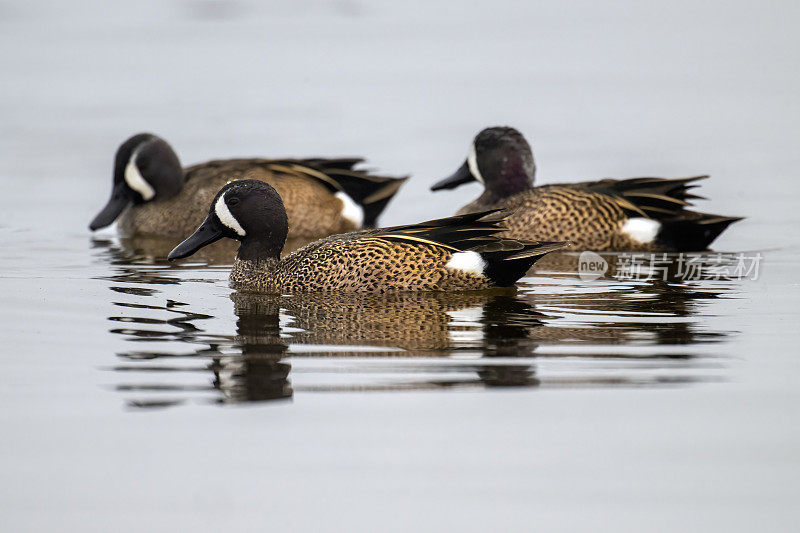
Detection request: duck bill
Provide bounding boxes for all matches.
[168,215,225,261]
[89,183,131,230]
[430,161,476,191]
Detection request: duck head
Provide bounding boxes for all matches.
[168,180,289,262]
[89,133,183,230]
[431,126,536,200]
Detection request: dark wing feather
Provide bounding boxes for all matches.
[371,209,569,261]
[371,210,509,251]
[581,175,709,219]
[296,157,365,172]
[184,157,407,227]
[266,158,408,227]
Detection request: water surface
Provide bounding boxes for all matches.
[1,1,799,531]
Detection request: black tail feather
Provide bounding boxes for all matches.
[296,159,408,227]
[350,176,408,227]
[655,212,743,251]
[479,241,570,286]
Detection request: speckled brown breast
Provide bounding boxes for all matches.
[117,161,356,240]
[230,235,494,294]
[457,185,657,251]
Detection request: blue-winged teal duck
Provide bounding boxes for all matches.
[168,180,568,293]
[431,127,741,251]
[89,133,407,240]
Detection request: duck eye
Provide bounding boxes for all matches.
[228,197,240,206]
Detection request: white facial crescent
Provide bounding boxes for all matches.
[124,149,156,201]
[215,193,246,236]
[467,142,485,184]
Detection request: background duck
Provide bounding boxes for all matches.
[431,126,741,251]
[89,133,407,240]
[167,180,568,293]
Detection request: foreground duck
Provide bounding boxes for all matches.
[431,127,741,251]
[168,180,568,293]
[89,133,406,239]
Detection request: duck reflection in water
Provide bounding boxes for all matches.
[529,250,736,344]
[96,238,732,408]
[112,294,292,406]
[233,290,545,392]
[212,295,291,403]
[111,289,552,406]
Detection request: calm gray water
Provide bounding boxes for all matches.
[1,1,799,531]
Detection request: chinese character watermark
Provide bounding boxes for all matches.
[577,251,608,281]
[577,252,762,281]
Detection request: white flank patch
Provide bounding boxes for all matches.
[445,251,486,276]
[335,191,365,227]
[124,149,156,201]
[467,142,485,184]
[215,193,246,236]
[621,217,661,243]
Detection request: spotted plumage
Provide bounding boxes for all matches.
[169,180,568,293]
[90,133,407,240]
[432,126,741,251]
